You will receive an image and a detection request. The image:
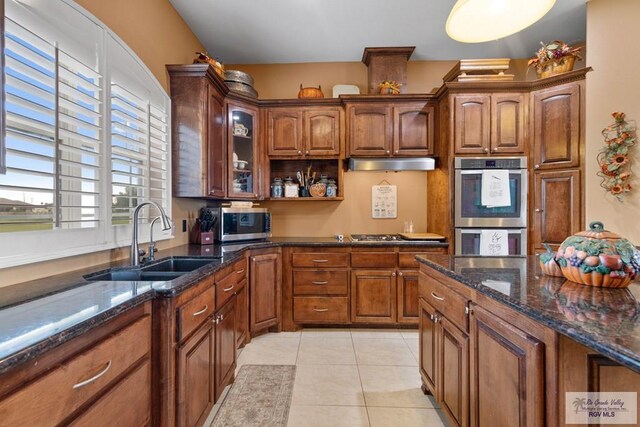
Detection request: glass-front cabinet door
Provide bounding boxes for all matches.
[227,102,259,199]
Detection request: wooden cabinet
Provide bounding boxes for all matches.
[0,303,152,426]
[228,101,260,199]
[249,249,282,333]
[469,303,544,427]
[397,270,419,323]
[347,101,435,157]
[214,299,236,401]
[418,272,469,427]
[266,106,342,158]
[235,278,248,349]
[454,93,526,155]
[168,64,228,198]
[532,82,581,170]
[350,269,397,323]
[532,169,581,251]
[176,319,215,427]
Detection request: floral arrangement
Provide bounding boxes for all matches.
[527,40,582,70]
[596,112,636,201]
[378,80,402,95]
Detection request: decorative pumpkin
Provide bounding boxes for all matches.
[298,84,324,99]
[539,243,563,277]
[556,221,640,288]
[193,52,224,77]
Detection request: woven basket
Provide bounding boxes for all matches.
[536,56,576,79]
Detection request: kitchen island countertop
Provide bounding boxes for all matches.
[416,254,640,373]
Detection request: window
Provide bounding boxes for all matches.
[0,0,171,268]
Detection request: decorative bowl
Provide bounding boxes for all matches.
[539,243,564,277]
[309,183,326,197]
[298,84,324,99]
[556,221,640,288]
[236,160,248,170]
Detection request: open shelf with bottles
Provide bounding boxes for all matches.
[266,159,344,201]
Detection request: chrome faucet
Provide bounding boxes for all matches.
[131,201,172,267]
[147,216,161,263]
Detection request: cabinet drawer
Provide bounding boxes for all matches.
[293,297,349,323]
[232,258,247,281]
[178,286,215,341]
[69,359,151,426]
[293,270,348,296]
[351,252,397,268]
[0,316,150,426]
[216,271,239,310]
[420,276,468,331]
[399,252,445,268]
[292,253,349,268]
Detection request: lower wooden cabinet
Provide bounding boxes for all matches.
[469,303,544,427]
[398,270,419,323]
[214,299,236,401]
[176,319,215,427]
[419,298,469,427]
[235,278,248,349]
[0,303,152,427]
[249,249,282,333]
[350,269,397,323]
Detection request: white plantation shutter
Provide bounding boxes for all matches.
[0,0,171,268]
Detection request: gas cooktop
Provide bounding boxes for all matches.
[349,234,404,242]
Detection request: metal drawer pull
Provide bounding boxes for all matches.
[236,269,245,274]
[430,292,445,301]
[192,305,209,316]
[312,281,329,285]
[223,285,234,292]
[312,307,329,312]
[312,259,329,263]
[73,360,112,389]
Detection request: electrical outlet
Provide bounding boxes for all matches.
[182,219,187,232]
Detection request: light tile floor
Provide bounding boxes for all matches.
[232,328,448,427]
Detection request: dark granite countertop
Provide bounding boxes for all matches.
[0,237,447,374]
[416,255,640,373]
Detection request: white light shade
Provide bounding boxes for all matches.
[446,0,556,43]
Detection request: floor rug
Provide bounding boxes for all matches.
[210,365,296,427]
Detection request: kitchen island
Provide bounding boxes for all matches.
[416,254,640,427]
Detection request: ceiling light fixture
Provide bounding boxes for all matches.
[446,0,556,43]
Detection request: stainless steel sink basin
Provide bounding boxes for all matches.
[88,270,185,281]
[142,257,218,272]
[84,257,221,282]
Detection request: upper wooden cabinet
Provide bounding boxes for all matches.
[453,92,526,155]
[266,106,343,158]
[532,82,581,170]
[168,64,228,198]
[227,101,261,199]
[347,100,436,157]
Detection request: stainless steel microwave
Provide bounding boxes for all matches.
[209,207,271,242]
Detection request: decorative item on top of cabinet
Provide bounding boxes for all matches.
[345,98,436,157]
[228,101,261,199]
[453,92,526,155]
[528,40,582,80]
[266,105,343,158]
[298,84,324,99]
[168,64,228,198]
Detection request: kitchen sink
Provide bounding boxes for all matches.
[84,257,221,282]
[142,257,217,272]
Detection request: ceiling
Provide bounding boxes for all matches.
[169,0,587,64]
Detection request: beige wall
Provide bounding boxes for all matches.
[585,0,640,242]
[0,0,207,287]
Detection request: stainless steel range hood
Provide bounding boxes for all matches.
[348,157,436,171]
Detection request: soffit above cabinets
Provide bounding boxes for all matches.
[169,0,586,64]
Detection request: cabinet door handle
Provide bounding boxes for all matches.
[73,360,112,389]
[223,285,234,292]
[534,164,540,169]
[535,208,543,213]
[392,272,396,276]
[434,315,440,324]
[386,150,390,154]
[252,257,256,261]
[312,307,329,312]
[430,314,435,321]
[312,259,329,263]
[236,269,245,274]
[398,272,403,276]
[298,150,302,155]
[312,281,329,285]
[306,150,310,154]
[430,292,445,301]
[483,147,489,153]
[192,305,209,316]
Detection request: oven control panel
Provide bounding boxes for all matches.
[455,157,527,170]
